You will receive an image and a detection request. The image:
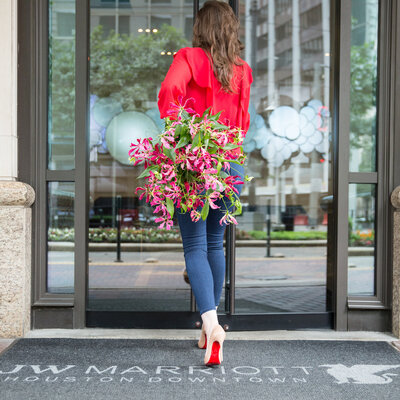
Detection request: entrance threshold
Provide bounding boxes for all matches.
[86,311,333,330]
[24,328,396,342]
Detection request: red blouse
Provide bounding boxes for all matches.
[157,47,253,156]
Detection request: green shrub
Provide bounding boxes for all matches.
[246,230,327,240]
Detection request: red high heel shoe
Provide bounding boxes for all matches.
[204,324,226,366]
[197,324,207,349]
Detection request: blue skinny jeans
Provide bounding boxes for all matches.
[176,161,245,315]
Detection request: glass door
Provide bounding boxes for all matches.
[84,0,333,329]
[86,0,197,325]
[231,0,334,321]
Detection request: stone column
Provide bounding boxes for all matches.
[0,0,17,181]
[0,0,36,338]
[391,186,400,338]
[0,182,35,337]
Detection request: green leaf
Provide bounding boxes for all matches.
[163,147,176,162]
[166,197,174,219]
[137,165,158,179]
[137,169,150,179]
[202,107,212,117]
[223,143,240,150]
[208,110,222,121]
[235,200,242,214]
[176,134,190,149]
[212,122,229,130]
[174,124,182,138]
[191,132,201,149]
[219,170,229,179]
[201,200,210,221]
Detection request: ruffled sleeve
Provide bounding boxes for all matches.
[239,63,253,134]
[157,47,193,119]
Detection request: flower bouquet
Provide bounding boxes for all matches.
[128,97,253,230]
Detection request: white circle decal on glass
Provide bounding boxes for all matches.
[106,111,159,165]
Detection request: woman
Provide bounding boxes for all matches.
[157,0,253,366]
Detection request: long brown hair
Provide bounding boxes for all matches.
[193,0,244,93]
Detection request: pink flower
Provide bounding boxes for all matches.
[190,209,201,222]
[167,95,196,116]
[223,162,230,171]
[165,183,181,200]
[215,133,229,147]
[208,191,221,209]
[219,212,238,226]
[129,101,252,230]
[154,216,174,230]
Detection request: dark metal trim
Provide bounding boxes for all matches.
[19,0,78,311]
[73,0,90,328]
[46,169,75,181]
[347,0,394,311]
[32,307,74,329]
[193,0,199,20]
[348,172,378,184]
[372,0,392,309]
[86,311,333,330]
[32,293,74,307]
[225,0,239,315]
[30,0,51,308]
[347,297,388,310]
[394,0,400,190]
[225,225,236,314]
[347,308,390,331]
[17,0,34,186]
[229,0,238,16]
[387,0,400,318]
[333,0,351,331]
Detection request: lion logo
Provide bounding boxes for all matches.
[320,364,400,384]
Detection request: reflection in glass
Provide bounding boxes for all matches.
[48,0,75,170]
[47,182,75,293]
[235,0,333,313]
[349,0,378,172]
[87,0,192,312]
[348,184,375,296]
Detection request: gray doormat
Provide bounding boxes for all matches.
[1,339,400,400]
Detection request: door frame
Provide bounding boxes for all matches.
[83,0,333,330]
[334,0,395,331]
[20,0,397,331]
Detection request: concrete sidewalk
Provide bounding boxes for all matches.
[11,328,400,341]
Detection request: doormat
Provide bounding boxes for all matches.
[1,339,400,400]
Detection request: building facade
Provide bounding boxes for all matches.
[1,0,400,337]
